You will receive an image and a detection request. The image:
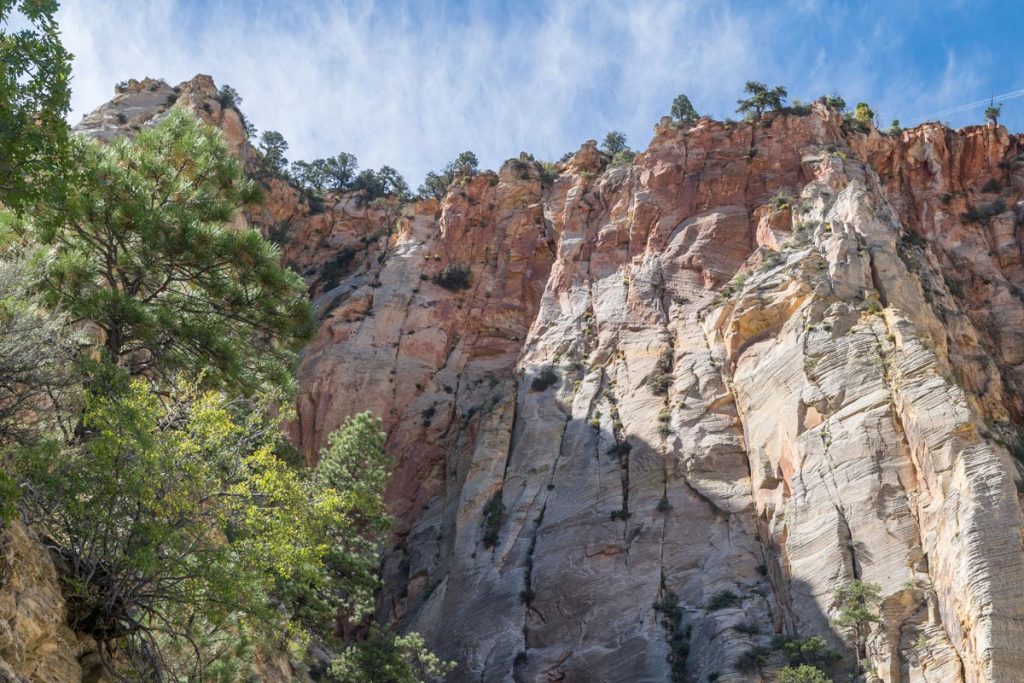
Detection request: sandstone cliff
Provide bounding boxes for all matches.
[281,104,1024,682]
[9,75,1024,682]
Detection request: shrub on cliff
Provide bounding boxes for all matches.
[737,81,787,120]
[778,665,830,683]
[258,129,290,176]
[432,262,472,291]
[601,130,628,155]
[985,102,1003,125]
[418,151,480,200]
[833,579,881,675]
[671,94,699,125]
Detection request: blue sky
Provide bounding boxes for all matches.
[58,0,1024,185]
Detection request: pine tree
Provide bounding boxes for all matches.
[671,94,699,125]
[27,109,314,394]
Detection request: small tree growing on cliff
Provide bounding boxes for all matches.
[601,131,628,155]
[737,81,787,120]
[671,94,699,125]
[985,102,1003,125]
[418,151,480,200]
[258,129,290,176]
[833,579,881,675]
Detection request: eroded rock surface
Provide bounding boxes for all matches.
[287,107,1024,683]
[50,80,1024,682]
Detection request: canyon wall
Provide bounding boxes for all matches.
[283,99,1024,681]
[11,75,1024,682]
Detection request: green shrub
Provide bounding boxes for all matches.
[735,646,771,673]
[321,246,358,290]
[737,81,787,120]
[778,665,830,683]
[961,199,1006,223]
[646,372,673,395]
[610,149,637,166]
[481,491,505,548]
[671,94,699,124]
[782,636,840,668]
[530,366,559,392]
[706,589,741,610]
[433,262,472,291]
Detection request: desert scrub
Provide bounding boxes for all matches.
[432,262,472,290]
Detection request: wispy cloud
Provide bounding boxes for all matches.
[57,0,1018,185]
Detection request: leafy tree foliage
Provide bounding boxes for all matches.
[13,381,353,678]
[601,131,628,155]
[0,0,72,211]
[778,665,830,683]
[217,83,242,109]
[833,579,881,673]
[330,628,455,683]
[818,93,846,112]
[25,110,314,394]
[671,94,699,124]
[258,129,290,176]
[292,153,409,201]
[351,165,410,200]
[293,152,359,194]
[418,151,480,200]
[853,102,874,127]
[736,81,787,120]
[985,102,1003,125]
[280,412,391,638]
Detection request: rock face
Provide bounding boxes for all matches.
[45,78,1024,682]
[0,523,87,682]
[287,109,1024,682]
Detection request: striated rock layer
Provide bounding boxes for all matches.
[23,78,1024,682]
[287,109,1024,682]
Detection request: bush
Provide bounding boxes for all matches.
[217,84,242,110]
[737,82,787,119]
[321,246,358,290]
[417,151,479,200]
[610,149,637,166]
[530,366,559,391]
[961,199,1006,223]
[819,93,846,112]
[706,589,741,610]
[647,372,673,395]
[432,262,472,291]
[601,131,628,155]
[481,491,505,548]
[778,665,830,683]
[14,381,356,677]
[735,646,771,673]
[782,636,840,668]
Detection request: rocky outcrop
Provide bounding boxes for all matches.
[0,523,85,682]
[284,108,1024,682]
[63,79,1024,682]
